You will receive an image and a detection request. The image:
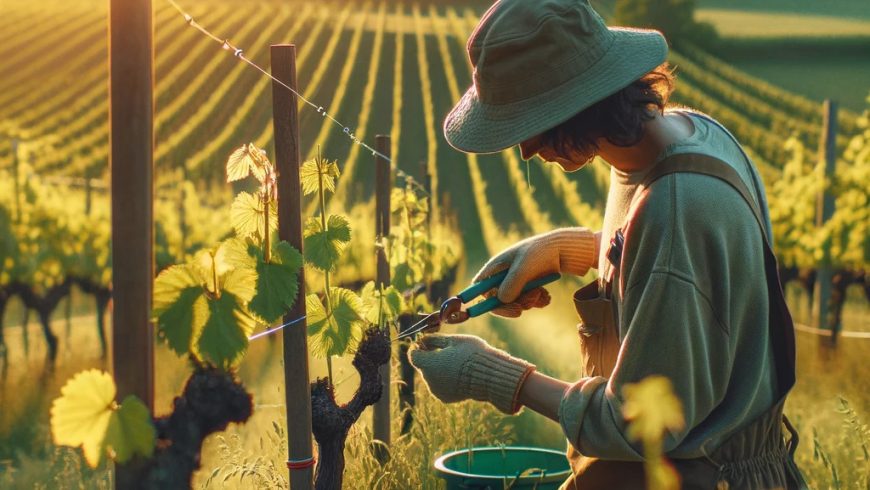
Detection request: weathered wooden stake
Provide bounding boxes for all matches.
[109,0,155,486]
[271,44,314,489]
[813,99,838,344]
[179,165,188,255]
[84,170,92,216]
[373,135,391,455]
[12,138,21,223]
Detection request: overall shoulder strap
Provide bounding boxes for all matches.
[632,152,796,396]
[640,153,768,245]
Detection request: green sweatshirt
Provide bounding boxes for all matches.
[558,109,778,459]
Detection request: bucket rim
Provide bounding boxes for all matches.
[433,445,572,481]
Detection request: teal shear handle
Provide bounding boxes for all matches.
[460,270,561,318]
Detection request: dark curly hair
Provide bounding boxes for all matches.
[539,63,675,163]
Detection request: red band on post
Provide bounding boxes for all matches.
[287,457,316,470]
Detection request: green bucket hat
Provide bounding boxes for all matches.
[444,0,668,154]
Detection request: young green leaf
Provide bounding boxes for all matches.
[390,262,415,293]
[153,260,256,367]
[197,292,257,369]
[231,191,277,241]
[300,155,340,196]
[217,237,257,271]
[156,287,208,355]
[50,370,116,468]
[192,249,230,294]
[220,267,258,305]
[360,281,404,325]
[152,264,208,355]
[226,143,268,183]
[153,264,203,315]
[104,395,156,464]
[248,241,304,323]
[303,214,352,272]
[306,288,365,358]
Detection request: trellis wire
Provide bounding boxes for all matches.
[248,315,307,341]
[165,0,429,196]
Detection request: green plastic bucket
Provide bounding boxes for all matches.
[434,446,572,489]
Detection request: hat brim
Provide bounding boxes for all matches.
[443,28,668,154]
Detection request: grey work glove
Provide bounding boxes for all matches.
[408,334,535,414]
[473,228,600,317]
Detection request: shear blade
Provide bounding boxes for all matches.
[397,312,439,340]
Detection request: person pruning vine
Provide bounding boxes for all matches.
[408,0,808,488]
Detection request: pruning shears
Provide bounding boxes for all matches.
[396,270,561,340]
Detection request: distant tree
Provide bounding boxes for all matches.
[614,0,718,47]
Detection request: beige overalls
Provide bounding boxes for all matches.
[560,152,807,490]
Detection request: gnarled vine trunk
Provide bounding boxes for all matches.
[312,329,390,490]
[118,366,254,489]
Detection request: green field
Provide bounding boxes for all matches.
[694,0,870,112]
[695,9,870,38]
[698,0,870,21]
[1,0,868,487]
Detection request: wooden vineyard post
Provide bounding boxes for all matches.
[813,99,838,344]
[11,138,21,223]
[84,170,93,216]
[373,135,391,456]
[109,0,154,486]
[271,44,314,489]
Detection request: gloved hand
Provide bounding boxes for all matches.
[408,334,535,414]
[473,228,600,317]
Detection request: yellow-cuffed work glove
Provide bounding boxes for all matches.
[408,334,535,414]
[473,228,600,317]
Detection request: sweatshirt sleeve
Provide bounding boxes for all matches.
[557,174,734,460]
[558,272,732,459]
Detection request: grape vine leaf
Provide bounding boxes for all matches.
[192,249,232,295]
[152,265,207,356]
[226,143,268,183]
[50,370,156,468]
[157,287,207,355]
[300,155,340,196]
[360,281,403,325]
[50,370,116,467]
[231,191,277,241]
[197,291,257,369]
[303,214,351,272]
[218,237,257,270]
[622,375,685,445]
[219,267,258,304]
[306,287,365,358]
[248,240,304,323]
[104,395,156,463]
[152,252,257,368]
[391,262,415,293]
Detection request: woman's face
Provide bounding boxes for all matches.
[519,134,593,172]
